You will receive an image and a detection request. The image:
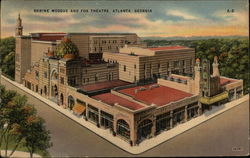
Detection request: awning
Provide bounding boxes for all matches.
[73,104,86,115]
[199,91,228,105]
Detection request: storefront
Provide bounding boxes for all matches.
[88,104,99,124]
[173,107,185,126]
[117,119,130,140]
[100,111,113,130]
[187,103,199,120]
[156,112,171,135]
[137,119,153,143]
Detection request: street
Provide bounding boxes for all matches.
[1,77,249,157]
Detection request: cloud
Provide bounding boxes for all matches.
[166,9,199,20]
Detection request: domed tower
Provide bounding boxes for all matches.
[16,13,23,36]
[55,37,79,59]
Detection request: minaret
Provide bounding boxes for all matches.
[16,13,23,36]
[194,58,201,95]
[212,56,220,77]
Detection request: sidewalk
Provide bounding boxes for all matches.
[1,75,249,154]
[0,150,41,158]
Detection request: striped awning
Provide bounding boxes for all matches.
[73,104,86,115]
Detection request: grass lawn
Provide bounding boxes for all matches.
[0,135,51,157]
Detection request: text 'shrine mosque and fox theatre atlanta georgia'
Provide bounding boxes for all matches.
[15,13,243,146]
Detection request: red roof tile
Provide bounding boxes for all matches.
[148,46,187,51]
[119,84,193,106]
[92,93,144,110]
[220,77,236,86]
[80,80,131,92]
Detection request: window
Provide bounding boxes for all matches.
[44,72,47,78]
[100,47,102,51]
[95,74,98,81]
[35,71,39,79]
[124,65,126,72]
[158,63,160,69]
[60,68,65,73]
[60,77,64,84]
[174,61,179,68]
[134,64,136,69]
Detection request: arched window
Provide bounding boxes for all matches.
[68,95,75,110]
[117,119,130,140]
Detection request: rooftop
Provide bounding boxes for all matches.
[148,46,187,51]
[119,84,193,106]
[31,33,66,41]
[80,80,131,92]
[92,93,144,110]
[220,77,236,86]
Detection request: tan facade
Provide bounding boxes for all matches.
[31,41,56,66]
[68,33,139,59]
[103,46,195,83]
[15,36,31,83]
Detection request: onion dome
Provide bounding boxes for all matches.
[55,37,79,59]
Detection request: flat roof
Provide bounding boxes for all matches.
[220,77,236,86]
[119,84,193,107]
[80,80,131,92]
[148,46,187,51]
[92,93,144,110]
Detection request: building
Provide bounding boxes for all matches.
[15,14,244,146]
[103,45,195,83]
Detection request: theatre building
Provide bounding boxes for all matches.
[15,14,244,146]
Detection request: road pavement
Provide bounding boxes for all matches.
[1,77,249,157]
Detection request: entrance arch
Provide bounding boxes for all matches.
[68,95,75,110]
[117,119,130,140]
[137,119,153,143]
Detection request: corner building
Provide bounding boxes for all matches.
[15,14,244,146]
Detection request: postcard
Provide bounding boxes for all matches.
[0,0,249,157]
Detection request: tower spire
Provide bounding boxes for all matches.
[16,13,23,36]
[212,56,220,77]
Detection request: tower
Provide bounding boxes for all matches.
[200,59,211,97]
[16,13,23,36]
[212,56,220,77]
[194,58,201,95]
[15,14,31,83]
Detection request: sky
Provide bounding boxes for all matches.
[1,0,249,38]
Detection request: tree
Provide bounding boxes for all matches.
[23,116,52,158]
[0,37,16,79]
[1,94,31,157]
[0,85,52,157]
[1,52,15,79]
